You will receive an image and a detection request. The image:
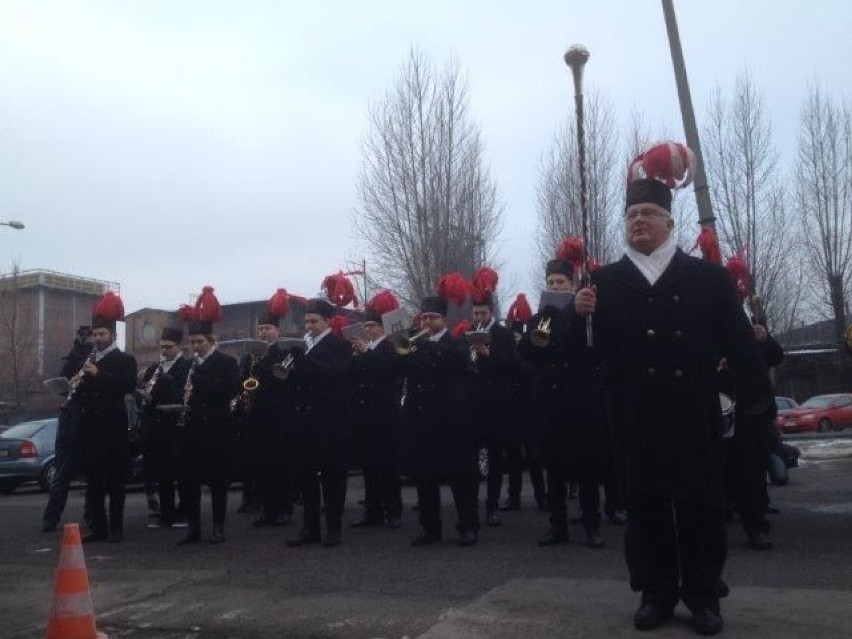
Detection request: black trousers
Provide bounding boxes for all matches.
[482,442,506,512]
[43,446,80,526]
[547,460,601,531]
[505,443,546,501]
[416,476,479,535]
[603,463,625,514]
[626,493,727,611]
[157,478,180,522]
[726,426,771,538]
[180,479,230,531]
[260,466,293,519]
[363,464,402,520]
[84,472,125,534]
[298,467,347,536]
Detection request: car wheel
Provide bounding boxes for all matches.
[39,460,57,492]
[817,418,832,433]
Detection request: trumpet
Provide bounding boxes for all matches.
[531,316,552,346]
[393,328,430,356]
[272,354,296,380]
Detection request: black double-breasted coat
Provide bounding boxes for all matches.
[465,322,517,445]
[398,332,476,480]
[351,337,402,468]
[180,349,240,483]
[583,249,772,507]
[139,356,190,478]
[76,348,138,476]
[284,333,353,469]
[241,343,291,470]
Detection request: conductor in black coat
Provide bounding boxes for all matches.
[177,321,240,546]
[137,326,190,528]
[400,296,480,547]
[77,320,138,543]
[573,175,773,634]
[285,299,353,548]
[350,303,403,529]
[466,291,517,527]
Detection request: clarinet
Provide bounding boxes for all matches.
[176,357,199,428]
[62,350,96,409]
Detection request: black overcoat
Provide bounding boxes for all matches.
[76,349,137,475]
[465,322,517,444]
[139,356,190,478]
[351,337,402,468]
[243,343,291,469]
[583,249,772,507]
[398,332,476,480]
[180,349,240,482]
[284,333,352,469]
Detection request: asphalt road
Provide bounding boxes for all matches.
[1,442,851,638]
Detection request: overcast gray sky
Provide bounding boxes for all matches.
[1,0,849,318]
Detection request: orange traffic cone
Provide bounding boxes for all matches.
[45,523,107,639]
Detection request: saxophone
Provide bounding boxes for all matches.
[230,353,260,414]
[62,350,96,409]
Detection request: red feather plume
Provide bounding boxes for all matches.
[195,286,222,323]
[627,141,696,189]
[556,236,584,269]
[410,313,422,330]
[366,290,399,317]
[177,304,197,323]
[450,318,471,339]
[506,293,532,325]
[725,253,750,302]
[471,266,499,304]
[322,272,358,308]
[436,272,469,307]
[268,288,289,318]
[329,315,348,337]
[692,227,722,265]
[92,291,125,322]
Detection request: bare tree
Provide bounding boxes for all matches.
[795,84,852,345]
[354,48,502,305]
[704,71,798,331]
[0,263,38,420]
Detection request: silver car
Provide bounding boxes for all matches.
[0,418,58,493]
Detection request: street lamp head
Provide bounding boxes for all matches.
[7,221,25,230]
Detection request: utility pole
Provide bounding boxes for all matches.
[661,0,715,230]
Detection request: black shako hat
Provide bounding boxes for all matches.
[160,326,183,344]
[545,259,574,278]
[625,178,673,213]
[304,298,335,319]
[420,296,447,316]
[256,311,280,328]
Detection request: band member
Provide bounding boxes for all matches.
[519,243,608,549]
[501,295,547,512]
[176,287,240,545]
[399,274,480,547]
[466,267,517,527]
[137,326,190,529]
[573,142,772,635]
[285,297,353,548]
[247,289,295,528]
[76,293,138,543]
[350,290,404,529]
[42,325,94,532]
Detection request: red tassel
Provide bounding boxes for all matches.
[725,253,750,302]
[322,272,358,308]
[195,286,222,323]
[628,141,695,189]
[450,318,471,338]
[329,315,347,337]
[471,266,499,298]
[366,290,399,317]
[692,228,722,265]
[506,293,532,324]
[268,288,289,318]
[556,236,584,269]
[436,273,469,307]
[92,291,125,322]
[177,304,197,323]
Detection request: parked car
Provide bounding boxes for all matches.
[773,396,799,431]
[0,418,58,493]
[776,393,852,433]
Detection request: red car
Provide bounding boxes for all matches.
[776,393,852,433]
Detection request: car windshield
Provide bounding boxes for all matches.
[0,421,48,439]
[800,396,835,409]
[775,398,792,410]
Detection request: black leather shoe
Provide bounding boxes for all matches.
[42,521,59,533]
[176,530,201,546]
[350,515,383,528]
[747,532,773,550]
[322,531,342,547]
[458,530,478,547]
[633,601,672,631]
[585,530,605,548]
[286,528,321,547]
[499,497,521,511]
[486,511,502,527]
[385,515,402,529]
[81,530,107,543]
[208,526,226,544]
[411,529,441,546]
[537,526,568,546]
[692,606,723,635]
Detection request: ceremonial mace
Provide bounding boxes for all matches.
[564,44,593,347]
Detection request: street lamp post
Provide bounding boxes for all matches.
[0,221,25,230]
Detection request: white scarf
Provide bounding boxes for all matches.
[94,342,118,362]
[625,235,677,286]
[306,328,331,353]
[368,334,387,350]
[429,328,448,342]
